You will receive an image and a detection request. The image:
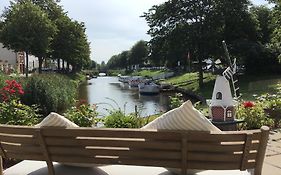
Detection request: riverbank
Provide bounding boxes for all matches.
[158,72,281,101]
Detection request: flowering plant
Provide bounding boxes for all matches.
[64,100,98,127]
[243,101,255,108]
[237,100,274,129]
[0,80,24,102]
[0,79,41,126]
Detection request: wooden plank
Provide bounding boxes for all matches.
[188,161,241,170]
[181,136,187,175]
[36,130,55,175]
[186,152,242,162]
[5,152,44,161]
[186,133,246,142]
[187,143,244,152]
[250,142,259,150]
[41,128,182,140]
[2,143,41,154]
[240,133,253,170]
[44,138,181,150]
[0,142,7,159]
[51,155,181,168]
[48,146,181,160]
[0,125,36,135]
[0,135,38,145]
[243,161,256,169]
[255,126,269,175]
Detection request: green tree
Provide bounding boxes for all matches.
[0,1,56,76]
[269,0,281,59]
[250,5,272,44]
[128,40,148,67]
[143,0,258,86]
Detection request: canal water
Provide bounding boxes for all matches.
[79,76,173,117]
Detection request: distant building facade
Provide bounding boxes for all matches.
[0,43,39,74]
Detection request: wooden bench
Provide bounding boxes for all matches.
[0,124,269,175]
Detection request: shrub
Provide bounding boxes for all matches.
[103,110,140,128]
[169,93,184,109]
[236,100,274,129]
[64,100,98,127]
[0,100,41,126]
[257,92,281,128]
[0,80,41,126]
[21,74,77,115]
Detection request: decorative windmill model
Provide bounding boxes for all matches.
[209,41,240,122]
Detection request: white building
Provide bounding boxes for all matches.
[0,43,39,74]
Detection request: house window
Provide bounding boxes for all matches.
[216,92,222,100]
[227,110,232,118]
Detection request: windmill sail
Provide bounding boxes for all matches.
[222,41,240,99]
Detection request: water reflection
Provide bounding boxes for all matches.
[79,76,171,117]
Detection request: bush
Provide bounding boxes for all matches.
[103,110,140,128]
[0,79,41,126]
[169,93,184,109]
[21,74,77,115]
[237,101,274,129]
[0,100,41,125]
[64,101,98,127]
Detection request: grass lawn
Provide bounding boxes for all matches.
[239,74,281,100]
[160,72,216,97]
[161,72,281,100]
[130,70,168,77]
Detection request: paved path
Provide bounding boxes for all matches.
[263,129,281,175]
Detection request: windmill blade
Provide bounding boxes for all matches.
[222,41,232,67]
[222,67,233,81]
[232,58,237,74]
[215,59,221,64]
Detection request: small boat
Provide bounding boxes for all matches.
[128,76,144,88]
[118,76,130,83]
[138,81,160,95]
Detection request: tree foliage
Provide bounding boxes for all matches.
[129,40,148,66]
[0,0,91,73]
[51,15,91,72]
[0,1,56,74]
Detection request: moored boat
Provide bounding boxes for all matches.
[138,81,160,95]
[118,76,130,83]
[128,76,144,88]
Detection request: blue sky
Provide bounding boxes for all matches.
[0,0,270,64]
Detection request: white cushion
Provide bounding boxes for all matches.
[142,100,220,132]
[36,112,78,128]
[142,100,221,174]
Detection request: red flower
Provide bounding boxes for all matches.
[0,80,24,102]
[18,90,24,95]
[243,101,255,108]
[9,89,16,94]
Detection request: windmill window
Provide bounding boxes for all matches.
[216,92,222,100]
[227,110,232,118]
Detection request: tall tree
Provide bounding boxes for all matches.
[128,40,148,67]
[143,0,257,87]
[269,0,281,57]
[0,1,56,76]
[250,5,272,44]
